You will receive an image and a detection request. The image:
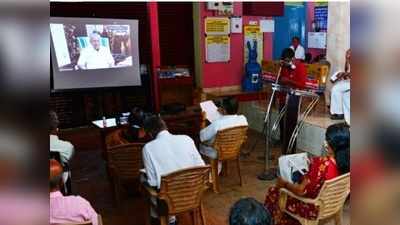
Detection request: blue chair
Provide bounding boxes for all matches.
[77,36,110,49]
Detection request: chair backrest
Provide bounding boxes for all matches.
[107,143,144,179]
[317,173,350,220]
[77,36,110,49]
[158,166,211,215]
[105,128,130,149]
[213,126,248,160]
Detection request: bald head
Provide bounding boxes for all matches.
[49,159,63,191]
[89,32,101,50]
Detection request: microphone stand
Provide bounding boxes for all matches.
[257,64,283,180]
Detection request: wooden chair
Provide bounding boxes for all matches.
[105,128,130,149]
[279,173,350,225]
[142,166,211,225]
[205,125,248,193]
[107,143,144,205]
[57,214,103,225]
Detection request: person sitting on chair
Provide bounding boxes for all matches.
[230,197,273,225]
[50,159,99,225]
[141,115,205,225]
[264,123,350,225]
[50,110,74,165]
[199,97,248,173]
[124,107,147,142]
[330,49,351,124]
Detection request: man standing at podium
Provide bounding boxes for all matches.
[278,48,307,155]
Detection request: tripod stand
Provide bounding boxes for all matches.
[257,81,320,181]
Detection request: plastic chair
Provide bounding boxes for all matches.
[279,173,350,225]
[142,166,211,225]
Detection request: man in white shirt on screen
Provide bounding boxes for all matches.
[77,32,115,70]
[141,115,205,225]
[289,36,305,60]
[199,98,248,173]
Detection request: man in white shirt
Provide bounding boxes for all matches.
[77,32,115,70]
[199,98,248,171]
[289,36,305,60]
[49,111,74,164]
[142,116,205,225]
[330,49,351,124]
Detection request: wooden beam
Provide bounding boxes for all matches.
[147,2,161,112]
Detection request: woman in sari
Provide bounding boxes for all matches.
[264,123,350,225]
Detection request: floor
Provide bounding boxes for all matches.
[67,128,349,225]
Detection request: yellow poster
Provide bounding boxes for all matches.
[206,35,230,62]
[244,25,263,65]
[205,17,230,35]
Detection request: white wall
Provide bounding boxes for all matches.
[326,1,350,73]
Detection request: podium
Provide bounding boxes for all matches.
[257,83,320,180]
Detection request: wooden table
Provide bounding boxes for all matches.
[92,107,204,156]
[92,118,127,160]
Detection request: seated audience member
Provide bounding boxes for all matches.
[199,97,248,172]
[264,123,350,225]
[330,49,351,124]
[49,110,74,164]
[289,36,305,60]
[124,107,147,142]
[142,115,205,225]
[50,159,99,225]
[230,197,273,225]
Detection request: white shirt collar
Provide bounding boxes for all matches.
[156,130,170,139]
[50,134,59,140]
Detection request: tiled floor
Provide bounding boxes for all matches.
[68,128,349,225]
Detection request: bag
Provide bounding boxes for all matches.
[278,153,309,184]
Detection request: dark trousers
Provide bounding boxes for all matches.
[280,94,300,155]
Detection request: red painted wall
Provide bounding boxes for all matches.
[200,3,273,88]
[306,2,326,59]
[199,2,323,88]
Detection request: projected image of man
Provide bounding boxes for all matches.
[77,32,115,70]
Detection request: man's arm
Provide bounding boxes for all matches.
[81,198,99,225]
[77,51,87,70]
[62,141,74,162]
[142,146,157,187]
[189,139,205,166]
[298,46,305,60]
[199,123,218,143]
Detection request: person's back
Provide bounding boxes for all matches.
[49,159,98,225]
[50,191,98,225]
[49,111,74,164]
[200,114,248,143]
[200,97,248,144]
[142,116,205,188]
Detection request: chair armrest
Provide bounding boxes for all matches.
[141,182,159,198]
[279,188,320,205]
[202,143,214,148]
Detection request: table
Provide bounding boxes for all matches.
[92,118,129,160]
[92,107,204,157]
